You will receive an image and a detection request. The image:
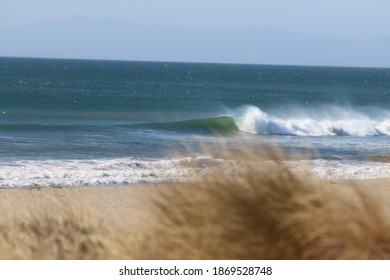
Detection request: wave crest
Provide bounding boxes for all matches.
[234,105,390,136]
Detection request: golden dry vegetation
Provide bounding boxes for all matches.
[1,145,390,259]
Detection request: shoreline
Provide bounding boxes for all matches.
[2,156,390,189]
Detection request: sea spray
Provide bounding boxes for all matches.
[232,105,390,136]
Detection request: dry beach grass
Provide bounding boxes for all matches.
[1,146,390,259]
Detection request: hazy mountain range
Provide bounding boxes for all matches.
[1,16,390,67]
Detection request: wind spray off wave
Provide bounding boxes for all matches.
[233,105,390,136]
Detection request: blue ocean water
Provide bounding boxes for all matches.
[1,57,390,187]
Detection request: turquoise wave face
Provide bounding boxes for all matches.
[128,116,239,135]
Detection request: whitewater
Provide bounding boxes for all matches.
[2,156,390,188]
[233,105,390,136]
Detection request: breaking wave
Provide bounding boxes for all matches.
[3,106,389,137]
[233,105,390,136]
[131,105,390,137]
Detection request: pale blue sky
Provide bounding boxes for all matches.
[1,0,390,66]
[2,0,390,39]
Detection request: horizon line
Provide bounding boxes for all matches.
[1,55,389,70]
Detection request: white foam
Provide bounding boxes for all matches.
[289,159,390,180]
[0,157,220,188]
[233,105,390,136]
[1,156,390,188]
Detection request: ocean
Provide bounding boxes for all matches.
[1,57,390,187]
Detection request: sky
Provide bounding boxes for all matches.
[2,0,390,39]
[1,0,390,66]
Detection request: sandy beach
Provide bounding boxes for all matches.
[0,184,164,235]
[2,179,390,219]
[1,178,390,233]
[0,184,157,217]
